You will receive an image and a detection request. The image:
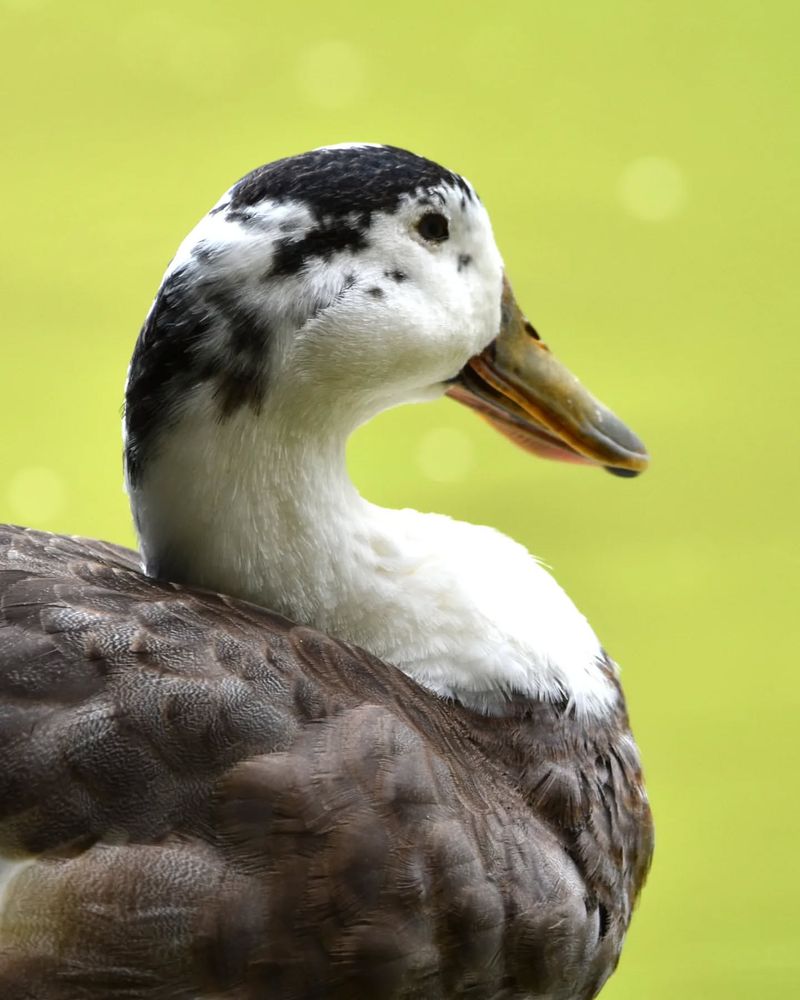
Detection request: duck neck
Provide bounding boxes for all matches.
[131,397,616,718]
[134,402,375,628]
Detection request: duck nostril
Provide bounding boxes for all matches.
[523,320,541,341]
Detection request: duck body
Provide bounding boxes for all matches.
[0,527,651,999]
[0,144,653,997]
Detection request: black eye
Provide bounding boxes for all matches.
[416,212,449,243]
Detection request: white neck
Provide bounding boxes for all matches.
[130,396,617,718]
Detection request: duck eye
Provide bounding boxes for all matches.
[416,212,449,243]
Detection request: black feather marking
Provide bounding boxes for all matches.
[193,242,221,264]
[125,269,272,482]
[229,145,475,222]
[271,225,368,277]
[225,208,253,225]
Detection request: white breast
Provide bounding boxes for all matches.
[315,505,614,716]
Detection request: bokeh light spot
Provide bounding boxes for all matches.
[618,156,687,222]
[417,427,475,483]
[7,467,65,524]
[296,40,364,109]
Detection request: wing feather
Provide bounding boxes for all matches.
[0,525,651,999]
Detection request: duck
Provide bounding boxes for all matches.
[0,143,653,1000]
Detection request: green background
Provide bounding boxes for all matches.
[1,1,797,995]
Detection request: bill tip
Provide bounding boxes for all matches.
[604,466,641,478]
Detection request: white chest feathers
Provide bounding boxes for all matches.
[297,505,615,717]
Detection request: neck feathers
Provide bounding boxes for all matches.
[127,392,617,719]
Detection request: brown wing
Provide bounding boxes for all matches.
[0,525,645,999]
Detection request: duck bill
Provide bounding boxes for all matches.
[446,278,649,476]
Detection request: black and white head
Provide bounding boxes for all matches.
[124,144,505,483]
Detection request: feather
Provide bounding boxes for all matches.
[0,526,652,999]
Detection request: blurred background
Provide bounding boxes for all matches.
[1,1,797,995]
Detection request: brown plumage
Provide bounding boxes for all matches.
[0,526,652,999]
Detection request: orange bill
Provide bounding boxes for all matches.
[446,277,649,477]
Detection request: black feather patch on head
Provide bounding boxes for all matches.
[271,224,368,277]
[227,146,475,280]
[125,267,272,484]
[125,146,476,481]
[229,145,475,222]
